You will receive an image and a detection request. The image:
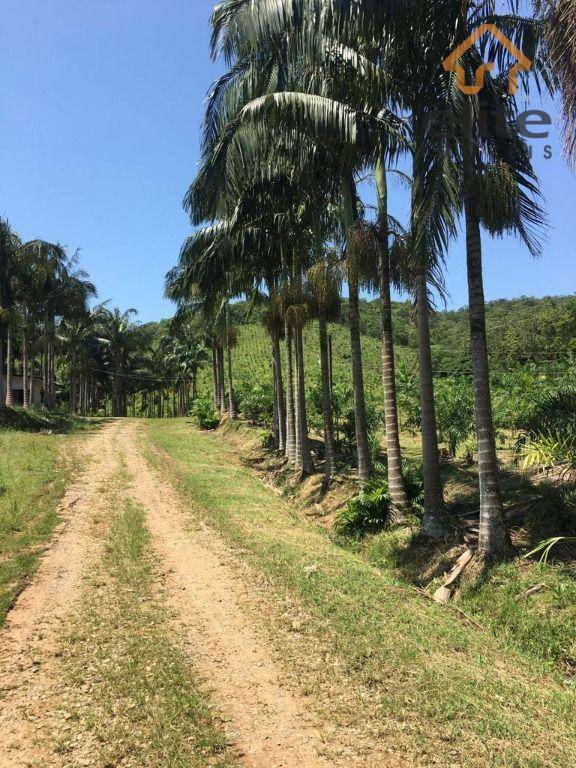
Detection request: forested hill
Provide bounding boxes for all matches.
[227,294,576,373]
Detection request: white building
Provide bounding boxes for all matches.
[1,375,43,406]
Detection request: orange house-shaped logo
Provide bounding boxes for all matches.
[442,23,532,95]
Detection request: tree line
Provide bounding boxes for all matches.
[0,220,209,418]
[165,0,576,562]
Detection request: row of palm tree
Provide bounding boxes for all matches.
[0,220,96,409]
[0,219,210,417]
[168,0,575,561]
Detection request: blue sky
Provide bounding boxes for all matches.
[1,0,575,322]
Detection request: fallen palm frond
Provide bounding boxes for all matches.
[525,536,576,564]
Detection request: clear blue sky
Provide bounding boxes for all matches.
[1,0,575,322]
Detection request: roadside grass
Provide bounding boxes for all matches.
[224,418,576,672]
[365,529,576,671]
[0,406,102,433]
[0,427,75,623]
[60,491,235,768]
[145,419,576,768]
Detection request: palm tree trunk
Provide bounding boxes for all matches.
[319,313,336,485]
[464,190,509,559]
[70,374,76,414]
[342,174,372,483]
[22,331,30,409]
[227,343,237,420]
[273,363,280,446]
[6,327,14,408]
[416,272,446,537]
[294,318,314,475]
[49,332,56,408]
[212,347,219,409]
[0,335,4,405]
[42,351,47,402]
[284,318,297,465]
[217,347,226,413]
[30,354,34,405]
[328,334,333,393]
[272,330,286,451]
[43,313,50,408]
[461,94,509,559]
[375,160,409,516]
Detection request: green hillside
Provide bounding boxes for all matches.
[194,294,576,412]
[196,319,411,409]
[350,294,576,373]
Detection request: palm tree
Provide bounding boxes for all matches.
[163,328,208,407]
[375,160,410,516]
[306,250,342,485]
[0,219,21,408]
[194,3,408,483]
[439,1,548,557]
[177,127,322,471]
[263,287,287,451]
[341,175,373,482]
[534,0,576,164]
[94,306,142,417]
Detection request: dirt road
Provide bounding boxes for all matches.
[0,421,337,768]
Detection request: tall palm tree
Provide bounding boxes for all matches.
[195,3,408,483]
[0,219,21,408]
[263,287,286,451]
[306,250,342,485]
[178,128,322,471]
[94,305,142,417]
[163,315,209,406]
[374,161,410,515]
[534,0,576,164]
[342,175,373,481]
[435,1,548,557]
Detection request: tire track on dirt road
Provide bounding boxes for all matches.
[120,422,339,768]
[0,420,124,768]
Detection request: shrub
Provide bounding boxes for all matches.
[519,386,576,436]
[190,398,220,430]
[238,383,274,427]
[368,429,387,470]
[522,482,576,538]
[261,430,276,450]
[335,480,392,537]
[402,460,425,516]
[515,386,576,473]
[519,431,576,472]
[335,461,425,538]
[434,378,475,457]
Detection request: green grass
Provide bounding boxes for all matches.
[61,491,235,768]
[0,406,96,433]
[362,528,576,668]
[0,424,76,623]
[145,419,576,768]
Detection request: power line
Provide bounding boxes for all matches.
[86,367,197,384]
